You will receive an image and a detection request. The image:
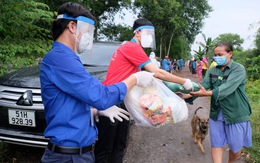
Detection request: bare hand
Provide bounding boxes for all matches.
[190,84,211,97]
[176,92,193,99]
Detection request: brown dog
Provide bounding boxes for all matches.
[191,107,209,153]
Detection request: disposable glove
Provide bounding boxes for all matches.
[133,71,154,87]
[98,105,130,123]
[182,79,194,92]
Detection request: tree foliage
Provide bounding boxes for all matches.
[35,0,80,11]
[0,0,53,40]
[99,23,132,41]
[2,0,258,81]
[171,35,190,59]
[254,27,260,50]
[193,46,205,59]
[242,28,260,80]
[196,33,216,60]
[39,0,132,40]
[0,0,54,76]
[213,33,244,51]
[83,0,132,40]
[133,0,212,59]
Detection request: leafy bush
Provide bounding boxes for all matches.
[246,54,260,80]
[245,80,260,162]
[235,49,260,80]
[0,0,53,76]
[0,39,52,76]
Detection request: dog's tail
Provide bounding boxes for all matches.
[194,107,203,115]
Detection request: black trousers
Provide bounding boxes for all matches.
[202,69,207,77]
[94,103,130,163]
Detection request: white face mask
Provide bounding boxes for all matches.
[74,18,95,55]
[56,14,95,55]
[136,28,156,49]
[78,33,93,53]
[141,34,153,48]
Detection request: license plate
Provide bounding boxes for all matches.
[8,109,36,127]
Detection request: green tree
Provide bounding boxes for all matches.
[0,0,53,40]
[255,27,260,50]
[39,0,132,40]
[36,0,80,11]
[99,23,132,41]
[84,0,131,40]
[171,35,190,60]
[0,0,54,76]
[213,33,244,51]
[193,46,205,59]
[196,33,216,60]
[133,0,212,59]
[244,27,260,80]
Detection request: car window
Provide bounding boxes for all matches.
[79,42,121,66]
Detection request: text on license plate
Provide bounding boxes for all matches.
[8,109,36,127]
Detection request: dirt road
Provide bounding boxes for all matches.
[123,66,247,163]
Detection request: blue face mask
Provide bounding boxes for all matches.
[213,55,228,66]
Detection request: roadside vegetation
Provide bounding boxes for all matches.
[244,80,260,162]
[243,37,260,163]
[0,0,259,162]
[235,29,260,163]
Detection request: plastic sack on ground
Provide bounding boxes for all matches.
[163,81,200,94]
[124,79,188,128]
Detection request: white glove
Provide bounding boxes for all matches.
[98,105,130,123]
[133,71,154,87]
[182,79,194,91]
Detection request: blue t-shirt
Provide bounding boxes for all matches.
[161,58,170,71]
[40,42,127,147]
[192,61,196,69]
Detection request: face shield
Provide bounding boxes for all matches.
[135,26,156,50]
[57,14,95,55]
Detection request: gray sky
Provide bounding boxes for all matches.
[191,0,260,54]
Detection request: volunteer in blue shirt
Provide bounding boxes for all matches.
[161,55,171,72]
[39,2,154,163]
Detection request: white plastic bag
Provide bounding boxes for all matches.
[124,79,188,127]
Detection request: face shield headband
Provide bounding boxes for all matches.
[134,25,156,50]
[57,14,95,55]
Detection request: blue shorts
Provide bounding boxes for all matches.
[210,111,252,153]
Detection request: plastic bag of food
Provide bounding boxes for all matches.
[124,79,188,128]
[163,81,200,94]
